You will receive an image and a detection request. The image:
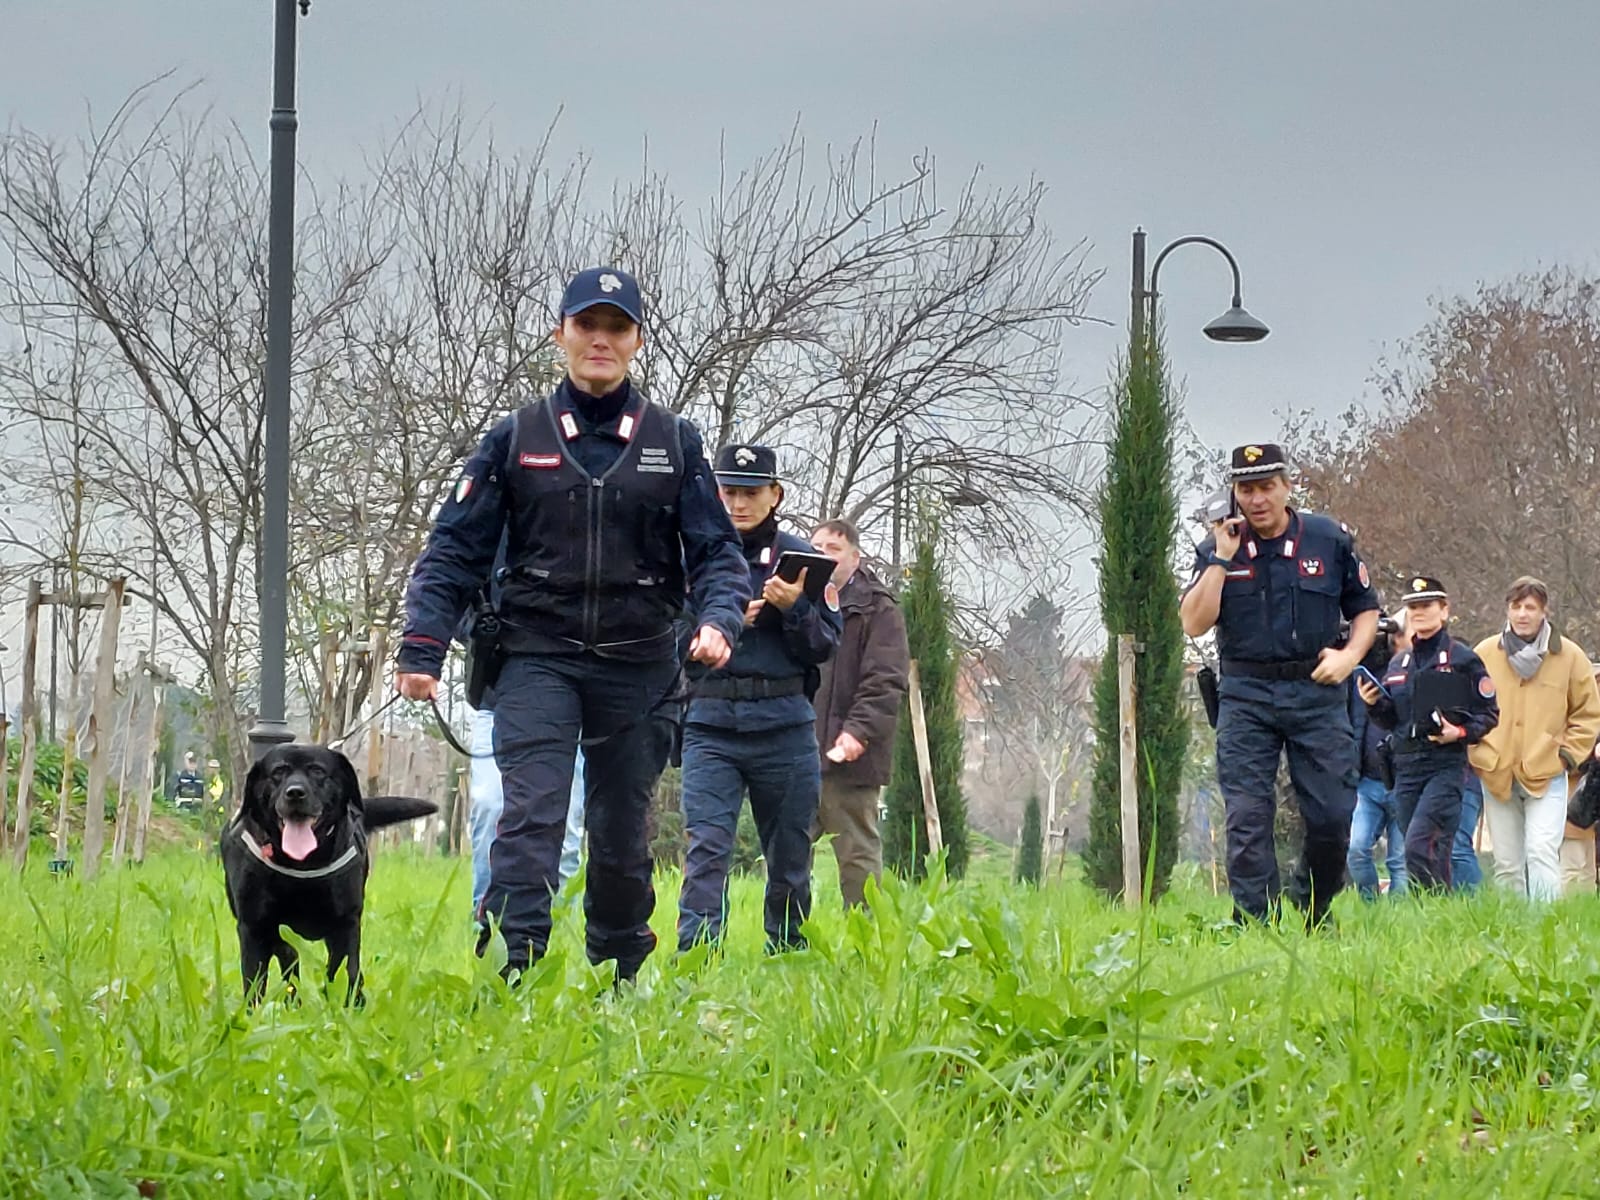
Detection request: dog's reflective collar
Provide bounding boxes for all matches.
[235,826,360,879]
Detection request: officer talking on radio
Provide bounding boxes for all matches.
[1180,442,1380,928]
[396,266,750,984]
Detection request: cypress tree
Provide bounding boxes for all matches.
[1084,332,1188,901]
[1016,793,1043,886]
[883,529,970,879]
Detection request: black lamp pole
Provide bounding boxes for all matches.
[1131,229,1270,349]
[248,0,309,763]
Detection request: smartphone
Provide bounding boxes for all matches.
[1353,665,1391,700]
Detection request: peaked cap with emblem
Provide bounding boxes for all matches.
[1401,575,1448,605]
[1228,442,1290,480]
[713,443,781,488]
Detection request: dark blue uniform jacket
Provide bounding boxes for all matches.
[398,379,749,677]
[1367,627,1500,751]
[1189,509,1380,666]
[686,528,841,734]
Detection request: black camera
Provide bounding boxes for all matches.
[1196,487,1236,525]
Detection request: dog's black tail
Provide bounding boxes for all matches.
[363,796,439,830]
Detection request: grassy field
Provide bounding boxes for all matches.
[6,843,1600,1198]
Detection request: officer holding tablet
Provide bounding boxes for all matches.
[677,444,842,954]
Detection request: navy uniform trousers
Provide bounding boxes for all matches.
[1216,676,1359,921]
[1391,745,1467,891]
[480,650,677,980]
[677,721,821,953]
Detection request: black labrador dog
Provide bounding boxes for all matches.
[221,743,436,1004]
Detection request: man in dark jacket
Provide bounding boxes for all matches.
[808,517,910,908]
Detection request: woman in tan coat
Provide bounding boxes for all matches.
[1469,577,1600,900]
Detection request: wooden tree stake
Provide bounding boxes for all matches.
[906,659,944,859]
[10,582,44,871]
[1117,634,1142,910]
[80,578,125,878]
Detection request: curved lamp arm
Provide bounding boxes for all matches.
[1149,235,1246,308]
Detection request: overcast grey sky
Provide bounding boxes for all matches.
[4,1,1599,676]
[11,0,1599,445]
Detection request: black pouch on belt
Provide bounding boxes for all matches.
[464,599,505,710]
[1197,664,1221,729]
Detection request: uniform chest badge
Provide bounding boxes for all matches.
[1298,558,1325,577]
[520,453,562,469]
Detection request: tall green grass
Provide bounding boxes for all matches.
[5,848,1600,1197]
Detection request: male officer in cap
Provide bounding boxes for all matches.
[397,266,750,983]
[1181,442,1380,927]
[677,444,841,954]
[1357,576,1498,891]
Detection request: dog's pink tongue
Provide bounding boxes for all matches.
[280,819,318,861]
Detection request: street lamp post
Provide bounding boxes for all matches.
[247,0,310,764]
[1130,229,1269,350]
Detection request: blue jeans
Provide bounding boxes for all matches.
[1347,775,1407,900]
[467,706,586,914]
[1452,769,1484,891]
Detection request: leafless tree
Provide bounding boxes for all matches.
[600,130,1104,575]
[1294,268,1600,647]
[0,85,387,785]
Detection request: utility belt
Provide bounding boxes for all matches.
[693,675,806,701]
[1220,657,1322,682]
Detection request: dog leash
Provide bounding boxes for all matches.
[424,660,693,760]
[326,693,405,753]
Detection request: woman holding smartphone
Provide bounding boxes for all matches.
[1357,575,1499,891]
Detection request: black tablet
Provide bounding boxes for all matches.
[770,550,836,601]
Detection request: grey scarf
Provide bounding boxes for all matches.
[1502,620,1552,681]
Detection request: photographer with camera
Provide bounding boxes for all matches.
[1182,443,1380,929]
[1357,576,1498,892]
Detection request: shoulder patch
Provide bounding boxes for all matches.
[454,476,473,504]
[1358,561,1370,588]
[825,582,841,612]
[1479,675,1496,699]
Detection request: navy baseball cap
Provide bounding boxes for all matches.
[560,267,643,326]
[713,443,781,488]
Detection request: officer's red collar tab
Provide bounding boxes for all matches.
[553,384,645,444]
[594,395,647,444]
[1243,509,1301,561]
